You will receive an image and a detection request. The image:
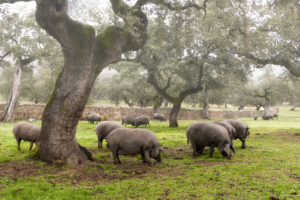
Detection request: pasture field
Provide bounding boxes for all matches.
[0,107,300,199]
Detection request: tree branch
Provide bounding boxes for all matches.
[245,53,300,77]
[20,56,36,66]
[0,51,11,61]
[147,0,208,19]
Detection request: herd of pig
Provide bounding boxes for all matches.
[12,113,250,165]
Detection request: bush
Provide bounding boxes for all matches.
[101,115,107,121]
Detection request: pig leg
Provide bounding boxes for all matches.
[112,150,118,165]
[209,145,215,158]
[117,153,122,164]
[98,136,103,148]
[29,141,33,150]
[143,150,152,166]
[141,153,147,163]
[16,137,21,151]
[239,138,246,149]
[190,141,199,157]
[97,137,101,148]
[198,146,205,154]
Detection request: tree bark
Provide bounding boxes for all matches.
[169,102,181,127]
[35,0,148,164]
[203,87,210,119]
[0,60,22,122]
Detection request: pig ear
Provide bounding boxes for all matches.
[224,146,230,156]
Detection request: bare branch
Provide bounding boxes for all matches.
[245,53,300,77]
[0,51,11,61]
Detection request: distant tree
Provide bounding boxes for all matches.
[119,7,250,127]
[0,9,58,122]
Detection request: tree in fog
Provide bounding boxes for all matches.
[119,6,250,127]
[2,0,208,164]
[0,8,59,122]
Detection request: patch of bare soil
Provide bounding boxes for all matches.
[0,146,242,185]
[0,159,160,185]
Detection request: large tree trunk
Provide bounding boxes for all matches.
[169,102,181,127]
[35,0,148,165]
[202,87,210,120]
[0,60,22,122]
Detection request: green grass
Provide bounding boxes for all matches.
[0,106,300,199]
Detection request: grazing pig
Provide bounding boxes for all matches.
[186,123,234,159]
[253,113,258,120]
[211,121,236,142]
[106,128,164,165]
[153,113,166,122]
[12,122,41,150]
[136,116,150,127]
[95,122,124,148]
[86,113,101,124]
[121,115,137,127]
[273,113,278,119]
[263,114,273,120]
[225,119,250,149]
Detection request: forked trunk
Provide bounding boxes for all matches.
[0,60,22,122]
[169,102,181,127]
[203,87,210,120]
[35,0,148,165]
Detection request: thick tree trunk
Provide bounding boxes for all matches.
[0,60,22,122]
[35,0,148,165]
[169,102,181,127]
[203,87,210,120]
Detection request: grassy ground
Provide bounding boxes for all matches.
[0,106,300,199]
